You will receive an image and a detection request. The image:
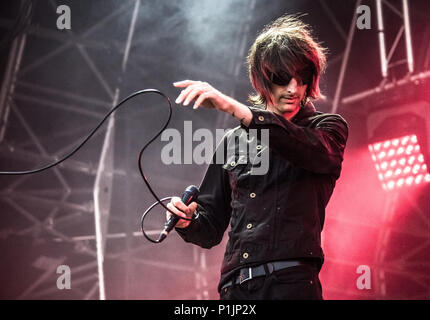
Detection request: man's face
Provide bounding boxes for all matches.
[267,77,308,121]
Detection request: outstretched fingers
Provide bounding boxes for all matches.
[193,91,211,109]
[173,80,198,88]
[174,81,210,105]
[184,86,206,106]
[175,85,195,104]
[173,80,220,110]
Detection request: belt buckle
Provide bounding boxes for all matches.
[239,267,253,285]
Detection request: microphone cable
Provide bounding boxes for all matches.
[0,88,195,243]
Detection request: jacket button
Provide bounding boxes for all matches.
[242,252,249,259]
[249,192,256,198]
[258,115,264,122]
[230,161,236,167]
[246,223,253,229]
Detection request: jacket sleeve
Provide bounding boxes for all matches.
[247,107,348,177]
[175,137,232,249]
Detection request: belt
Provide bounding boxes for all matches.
[221,260,311,290]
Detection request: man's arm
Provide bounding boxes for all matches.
[165,134,233,249]
[175,157,232,249]
[246,107,348,177]
[173,80,253,126]
[172,79,347,177]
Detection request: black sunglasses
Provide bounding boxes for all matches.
[270,68,313,86]
[270,71,292,86]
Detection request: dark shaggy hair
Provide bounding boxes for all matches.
[247,14,327,106]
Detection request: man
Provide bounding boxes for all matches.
[167,14,348,300]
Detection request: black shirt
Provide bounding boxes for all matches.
[176,102,348,292]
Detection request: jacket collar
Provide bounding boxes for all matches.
[247,101,317,127]
[291,100,317,124]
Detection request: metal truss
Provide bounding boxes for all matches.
[0,0,170,300]
[317,0,430,299]
[319,0,428,112]
[0,0,260,300]
[373,189,430,299]
[340,0,429,107]
[0,0,137,300]
[323,185,430,299]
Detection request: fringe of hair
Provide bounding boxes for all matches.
[247,14,327,106]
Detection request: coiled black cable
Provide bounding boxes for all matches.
[0,88,193,243]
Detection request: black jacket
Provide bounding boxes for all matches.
[176,102,348,291]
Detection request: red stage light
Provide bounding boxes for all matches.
[369,134,430,190]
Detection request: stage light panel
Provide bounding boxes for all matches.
[369,134,430,191]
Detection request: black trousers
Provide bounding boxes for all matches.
[219,264,323,300]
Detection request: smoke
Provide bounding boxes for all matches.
[134,0,255,82]
[182,0,243,50]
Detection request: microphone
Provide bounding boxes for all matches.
[157,185,199,242]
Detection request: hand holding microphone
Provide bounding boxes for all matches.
[158,185,199,242]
